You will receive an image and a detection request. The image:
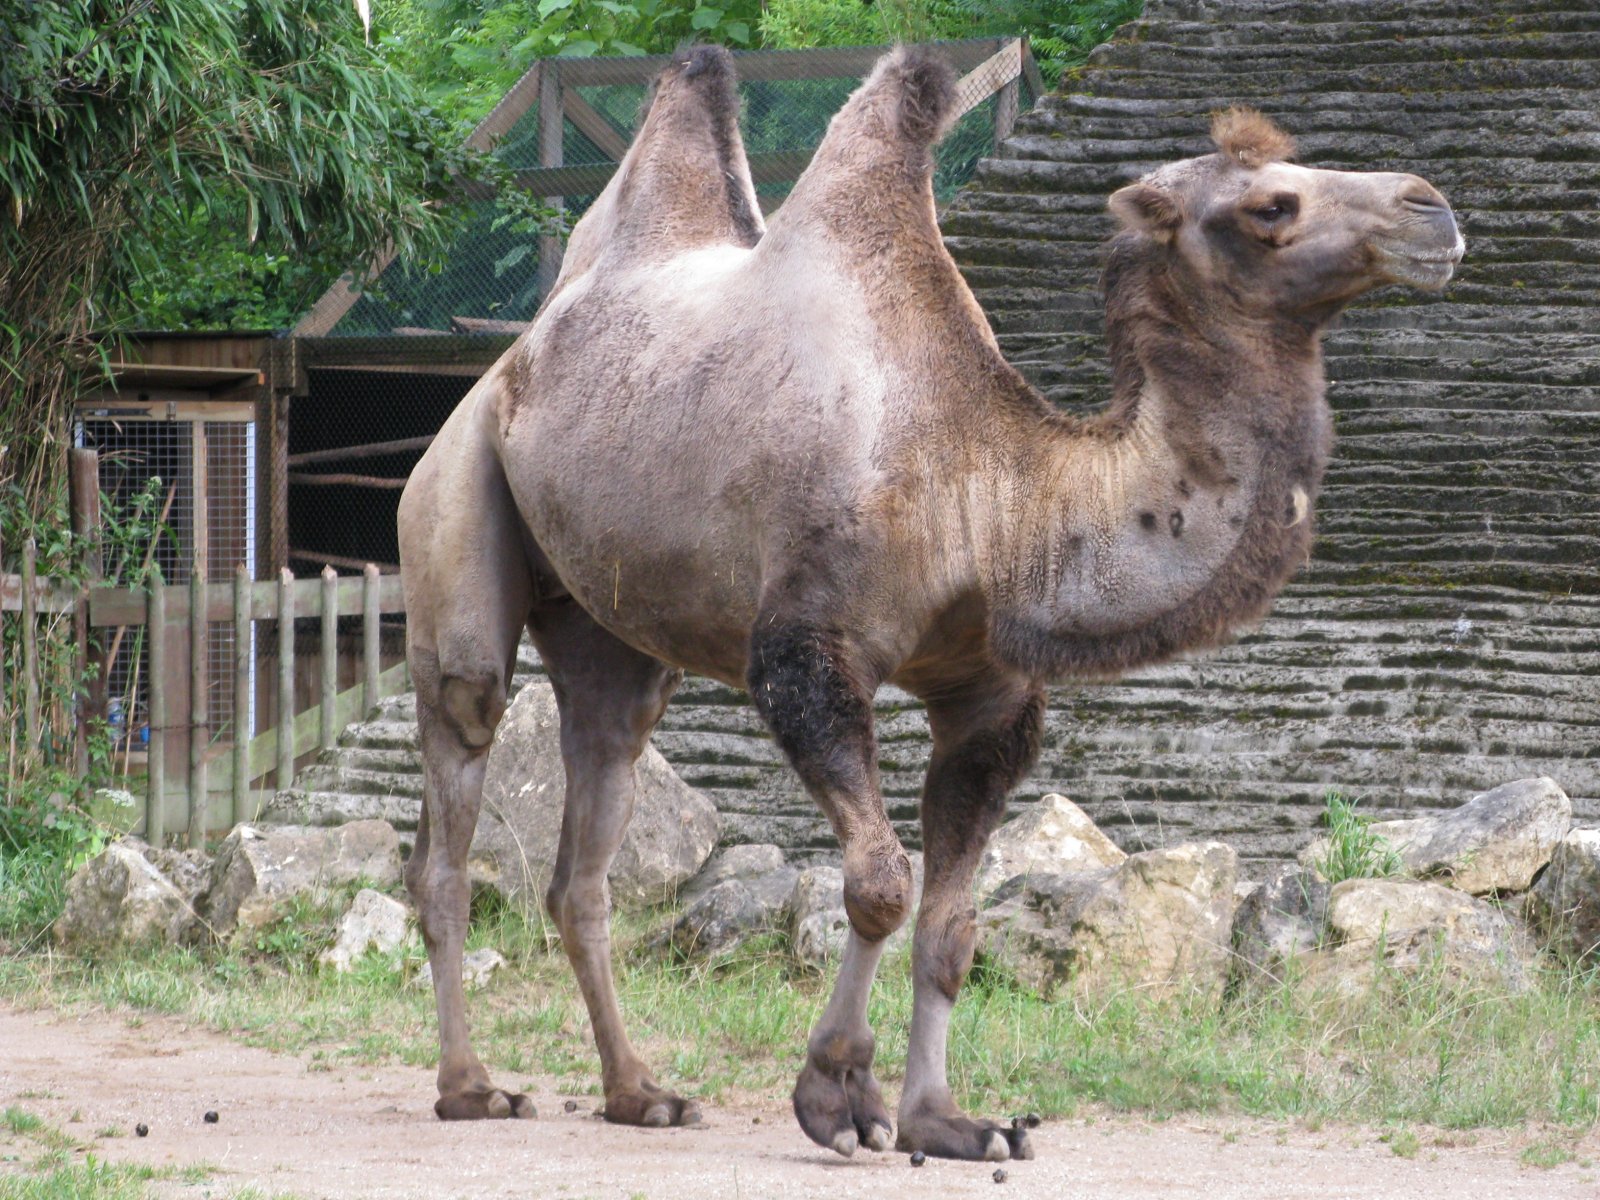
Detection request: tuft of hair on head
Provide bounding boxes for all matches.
[1210,107,1296,168]
[879,45,958,146]
[673,42,733,81]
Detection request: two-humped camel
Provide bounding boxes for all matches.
[398,45,1462,1161]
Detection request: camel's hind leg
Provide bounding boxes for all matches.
[529,598,698,1127]
[399,396,535,1120]
[897,677,1045,1161]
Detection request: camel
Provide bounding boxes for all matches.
[397,44,1462,1161]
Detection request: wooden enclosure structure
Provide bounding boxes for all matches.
[1,547,408,841]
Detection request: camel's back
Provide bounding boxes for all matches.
[494,241,907,680]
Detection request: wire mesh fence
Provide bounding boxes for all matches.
[78,417,256,748]
[284,40,1039,574]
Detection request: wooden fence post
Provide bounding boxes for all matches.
[233,562,251,825]
[0,528,6,727]
[537,62,566,297]
[69,448,102,783]
[188,561,208,845]
[147,582,166,845]
[21,538,39,762]
[363,563,380,715]
[277,567,295,791]
[320,565,338,750]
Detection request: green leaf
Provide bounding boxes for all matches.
[722,20,750,43]
[558,39,600,57]
[690,6,724,31]
[537,0,576,17]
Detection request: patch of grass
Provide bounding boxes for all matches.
[0,1107,231,1200]
[1318,791,1405,883]
[3,1108,43,1135]
[4,902,1600,1138]
[1383,1125,1421,1158]
[1521,1138,1576,1169]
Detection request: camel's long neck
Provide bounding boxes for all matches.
[986,241,1333,681]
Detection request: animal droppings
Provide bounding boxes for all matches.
[203,1111,218,1124]
[993,1168,1008,1183]
[909,1151,926,1167]
[563,1100,578,1113]
[1025,1113,1042,1128]
[135,1123,148,1137]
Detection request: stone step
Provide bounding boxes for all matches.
[1122,12,1600,49]
[1081,54,1600,96]
[1039,86,1600,124]
[1091,30,1600,72]
[1147,0,1593,25]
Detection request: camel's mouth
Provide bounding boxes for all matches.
[1373,234,1466,292]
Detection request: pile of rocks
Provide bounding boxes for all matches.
[56,770,1600,1006]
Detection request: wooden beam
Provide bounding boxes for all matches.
[537,62,566,296]
[562,87,630,159]
[292,244,397,338]
[20,539,39,761]
[288,548,403,575]
[188,561,208,844]
[242,660,409,787]
[363,564,381,716]
[467,61,544,153]
[147,582,166,845]
[232,562,250,826]
[953,39,1024,127]
[320,566,338,751]
[88,573,406,627]
[276,568,294,792]
[74,394,256,420]
[287,471,409,489]
[69,448,101,782]
[287,436,435,468]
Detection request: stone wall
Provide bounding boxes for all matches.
[664,0,1600,866]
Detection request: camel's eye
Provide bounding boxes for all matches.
[1247,194,1298,228]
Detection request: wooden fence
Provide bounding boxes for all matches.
[2,551,409,844]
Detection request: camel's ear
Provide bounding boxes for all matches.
[1109,182,1182,243]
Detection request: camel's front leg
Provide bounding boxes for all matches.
[750,624,911,1157]
[898,679,1046,1161]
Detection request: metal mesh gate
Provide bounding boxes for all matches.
[78,415,257,749]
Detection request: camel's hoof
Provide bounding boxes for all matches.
[434,1088,536,1121]
[602,1083,702,1128]
[895,1109,1033,1162]
[792,1056,893,1157]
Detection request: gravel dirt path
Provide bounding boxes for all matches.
[2,1003,1595,1199]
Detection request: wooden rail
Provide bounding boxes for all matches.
[3,552,409,844]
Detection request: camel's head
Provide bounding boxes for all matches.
[1107,109,1464,320]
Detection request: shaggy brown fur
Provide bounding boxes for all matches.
[1212,105,1298,166]
[397,45,1464,1166]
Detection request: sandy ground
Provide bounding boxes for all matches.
[1,1003,1596,1200]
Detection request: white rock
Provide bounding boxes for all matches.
[473,681,719,911]
[57,842,197,949]
[976,793,1126,899]
[414,947,506,991]
[1527,828,1600,962]
[318,889,412,972]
